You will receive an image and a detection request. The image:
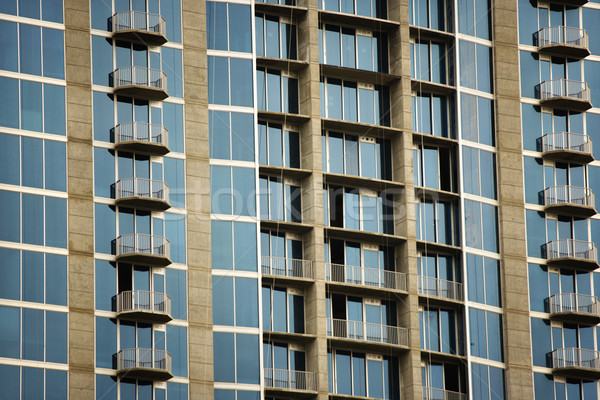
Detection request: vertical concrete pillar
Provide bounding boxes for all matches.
[492,2,534,399]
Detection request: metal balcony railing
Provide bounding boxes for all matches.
[544,185,594,208]
[537,26,589,50]
[115,178,169,202]
[326,318,409,347]
[552,347,600,371]
[113,66,167,91]
[325,263,407,291]
[418,275,463,301]
[261,256,313,279]
[114,122,168,147]
[422,387,468,400]
[117,290,171,315]
[541,132,592,155]
[117,348,172,373]
[112,10,166,36]
[263,368,317,391]
[547,239,597,262]
[116,233,170,259]
[540,79,590,102]
[549,293,600,317]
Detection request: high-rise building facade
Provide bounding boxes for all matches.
[0,0,600,399]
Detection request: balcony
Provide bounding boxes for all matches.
[117,348,172,380]
[116,233,171,266]
[546,239,598,270]
[114,178,170,210]
[263,368,317,393]
[537,26,590,58]
[261,256,313,280]
[418,276,463,302]
[539,79,591,111]
[325,263,407,293]
[112,66,168,100]
[327,318,409,348]
[422,387,467,400]
[549,293,600,325]
[543,186,596,217]
[113,122,169,155]
[116,290,172,323]
[112,11,167,45]
[552,348,600,379]
[541,132,593,163]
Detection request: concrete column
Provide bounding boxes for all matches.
[182,0,214,398]
[65,0,95,398]
[492,2,534,399]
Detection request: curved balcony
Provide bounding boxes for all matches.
[261,256,313,280]
[117,348,173,380]
[113,122,169,155]
[325,263,407,292]
[541,132,593,163]
[114,178,170,210]
[539,79,591,111]
[263,368,317,393]
[552,348,600,379]
[116,233,171,266]
[112,66,168,100]
[116,290,172,323]
[423,387,467,400]
[546,239,598,270]
[112,11,167,45]
[418,276,463,302]
[326,318,409,348]
[537,26,590,58]
[549,293,600,324]
[543,186,596,217]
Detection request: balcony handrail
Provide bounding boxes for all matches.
[543,185,594,208]
[113,66,167,91]
[114,122,168,146]
[546,238,598,262]
[549,292,600,316]
[115,177,169,202]
[112,10,166,35]
[540,79,590,102]
[541,132,592,155]
[422,387,468,400]
[325,262,407,291]
[116,290,172,315]
[263,368,317,391]
[117,348,172,372]
[417,275,463,301]
[552,347,600,371]
[326,318,409,347]
[537,26,589,49]
[261,256,313,279]
[116,233,170,259]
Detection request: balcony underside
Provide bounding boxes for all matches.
[539,96,592,112]
[116,252,172,266]
[116,309,173,324]
[539,44,590,59]
[114,140,170,155]
[549,311,600,325]
[541,149,594,164]
[552,366,600,380]
[264,387,317,398]
[326,280,407,297]
[113,85,168,100]
[112,30,167,45]
[418,293,463,307]
[115,196,171,211]
[546,256,599,271]
[327,336,409,355]
[117,367,173,381]
[543,203,596,218]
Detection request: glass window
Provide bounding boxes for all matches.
[0,76,19,129]
[43,83,66,135]
[161,0,182,43]
[92,36,113,87]
[21,80,43,132]
[20,24,41,76]
[0,20,18,72]
[166,268,187,320]
[230,58,253,107]
[42,28,64,79]
[167,325,188,377]
[207,1,227,50]
[163,102,184,153]
[0,306,20,359]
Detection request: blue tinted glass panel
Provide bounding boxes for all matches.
[95,260,116,311]
[163,102,184,153]
[23,308,44,361]
[20,24,41,75]
[23,194,43,246]
[45,140,66,191]
[0,306,20,358]
[164,157,185,207]
[161,0,182,42]
[93,92,114,142]
[42,28,64,79]
[94,204,116,254]
[168,326,188,377]
[0,77,19,128]
[208,56,229,105]
[209,110,230,159]
[234,222,257,271]
[212,221,233,269]
[21,80,43,132]
[0,21,18,72]
[22,367,43,400]
[237,334,260,383]
[92,36,113,86]
[0,190,20,243]
[0,248,19,300]
[213,332,235,382]
[0,133,20,185]
[46,311,67,363]
[212,276,234,325]
[235,278,258,327]
[44,83,64,135]
[207,2,228,50]
[229,4,252,52]
[22,137,43,188]
[46,197,67,248]
[23,251,43,303]
[231,58,253,107]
